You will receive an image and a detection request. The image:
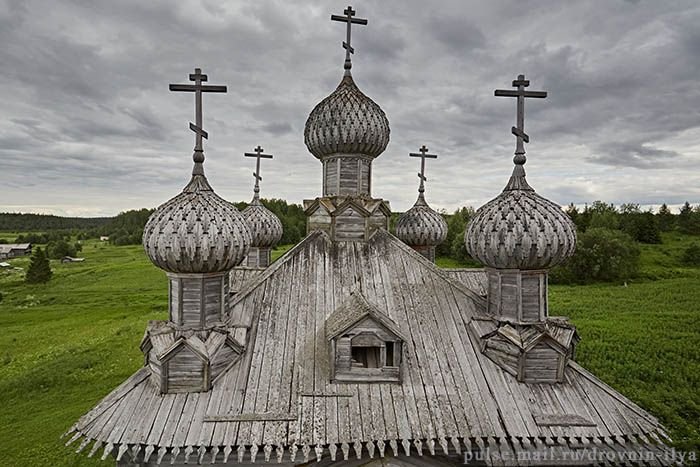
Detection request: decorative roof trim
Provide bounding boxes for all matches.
[63,432,676,465]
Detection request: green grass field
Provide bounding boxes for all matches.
[0,236,698,465]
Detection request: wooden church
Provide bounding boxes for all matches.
[65,6,677,466]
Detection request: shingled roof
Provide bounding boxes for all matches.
[66,229,674,465]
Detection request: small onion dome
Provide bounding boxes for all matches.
[242,196,283,248]
[466,161,576,270]
[304,73,390,159]
[395,193,448,246]
[143,161,251,274]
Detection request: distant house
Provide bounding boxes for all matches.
[100,236,110,242]
[61,256,85,263]
[0,243,32,259]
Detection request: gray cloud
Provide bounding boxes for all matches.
[588,142,682,169]
[1,0,699,217]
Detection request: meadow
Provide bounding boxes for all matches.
[0,234,698,465]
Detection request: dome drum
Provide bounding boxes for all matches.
[167,272,229,329]
[485,268,549,324]
[322,155,373,197]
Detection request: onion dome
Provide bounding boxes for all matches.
[395,192,448,246]
[304,73,390,159]
[143,158,251,274]
[465,159,576,270]
[242,196,283,248]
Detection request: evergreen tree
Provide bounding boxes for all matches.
[634,211,662,244]
[656,203,675,231]
[565,203,580,229]
[25,247,52,284]
[678,202,693,233]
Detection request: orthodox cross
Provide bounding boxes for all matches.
[331,6,367,71]
[169,68,227,158]
[494,74,546,159]
[409,145,438,193]
[244,146,273,196]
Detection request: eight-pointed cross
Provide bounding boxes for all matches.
[331,6,368,71]
[169,68,227,154]
[409,145,438,193]
[494,74,547,156]
[244,146,274,194]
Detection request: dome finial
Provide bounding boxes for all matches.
[409,145,437,199]
[494,74,547,165]
[331,6,367,75]
[244,145,273,203]
[494,74,547,192]
[169,68,227,176]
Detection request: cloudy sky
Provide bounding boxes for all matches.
[2,0,700,217]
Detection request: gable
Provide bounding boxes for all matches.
[325,290,405,342]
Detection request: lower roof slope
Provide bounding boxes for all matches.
[66,229,673,465]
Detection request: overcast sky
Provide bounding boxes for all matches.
[1,0,699,217]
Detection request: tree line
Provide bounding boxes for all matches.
[2,199,309,248]
[436,201,700,284]
[0,212,110,231]
[7,200,700,286]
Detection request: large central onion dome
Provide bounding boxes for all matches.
[143,161,251,274]
[242,196,283,248]
[304,74,390,159]
[396,192,448,246]
[466,160,576,270]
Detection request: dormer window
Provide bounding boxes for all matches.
[326,291,404,383]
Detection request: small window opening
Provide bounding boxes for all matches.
[386,342,395,366]
[351,346,381,368]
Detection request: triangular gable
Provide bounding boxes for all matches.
[365,199,392,217]
[325,290,405,341]
[544,317,579,348]
[160,336,208,363]
[302,198,318,214]
[331,198,371,217]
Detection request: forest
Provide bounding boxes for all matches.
[2,199,700,285]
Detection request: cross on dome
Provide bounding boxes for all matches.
[494,74,547,164]
[409,145,438,194]
[169,68,227,170]
[331,5,368,73]
[244,145,273,197]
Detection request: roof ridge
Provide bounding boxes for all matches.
[372,229,488,310]
[225,230,330,319]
